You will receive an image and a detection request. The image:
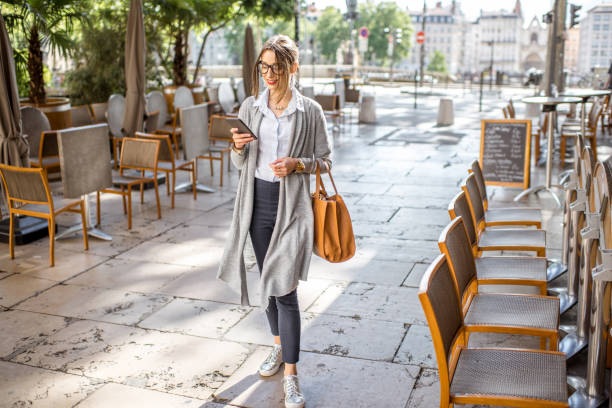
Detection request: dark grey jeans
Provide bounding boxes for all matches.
[250,178,301,364]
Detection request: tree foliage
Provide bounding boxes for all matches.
[314,7,349,64]
[356,1,413,65]
[427,49,448,73]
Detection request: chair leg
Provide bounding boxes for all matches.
[537,248,546,257]
[127,186,132,229]
[220,156,224,187]
[121,186,127,214]
[209,157,214,176]
[559,136,566,167]
[80,202,89,251]
[166,170,170,196]
[112,139,118,169]
[96,191,101,226]
[591,135,598,162]
[172,133,180,159]
[192,162,197,200]
[171,170,175,209]
[8,212,14,259]
[535,131,541,161]
[48,217,55,267]
[154,178,161,219]
[140,170,145,204]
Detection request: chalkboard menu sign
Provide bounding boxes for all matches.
[479,119,532,189]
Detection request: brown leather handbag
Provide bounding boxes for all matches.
[311,162,355,263]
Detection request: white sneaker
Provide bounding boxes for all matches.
[283,375,305,408]
[259,344,283,377]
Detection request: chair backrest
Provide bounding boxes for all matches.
[20,106,51,159]
[469,160,488,210]
[206,85,220,103]
[69,105,94,127]
[448,191,478,248]
[209,115,233,141]
[218,82,236,114]
[135,131,174,163]
[315,94,338,112]
[438,217,478,306]
[418,254,464,394]
[592,161,612,249]
[462,173,486,231]
[107,94,126,139]
[588,102,604,131]
[174,86,195,111]
[146,90,169,126]
[345,88,360,103]
[89,102,108,123]
[0,164,51,206]
[579,146,595,194]
[144,110,160,133]
[508,99,516,118]
[236,79,246,104]
[502,107,509,119]
[180,103,210,160]
[119,137,160,171]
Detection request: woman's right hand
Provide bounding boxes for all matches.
[231,128,254,150]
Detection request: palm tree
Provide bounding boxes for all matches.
[2,0,86,104]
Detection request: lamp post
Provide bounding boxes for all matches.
[419,1,426,86]
[486,40,494,90]
[346,0,358,87]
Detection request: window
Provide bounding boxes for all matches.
[595,15,601,21]
[603,24,610,31]
[594,24,600,30]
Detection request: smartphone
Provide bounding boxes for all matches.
[226,117,257,139]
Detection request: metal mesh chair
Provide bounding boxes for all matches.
[469,160,542,227]
[89,102,108,123]
[155,87,195,159]
[69,105,94,127]
[561,101,602,165]
[208,114,234,176]
[96,137,161,229]
[146,90,170,127]
[0,164,88,266]
[144,110,160,133]
[461,174,546,257]
[21,106,60,174]
[438,217,559,350]
[419,255,568,408]
[135,132,195,208]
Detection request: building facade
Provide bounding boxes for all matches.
[565,27,580,73]
[520,16,548,72]
[578,4,612,74]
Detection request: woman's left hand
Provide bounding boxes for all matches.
[270,157,298,177]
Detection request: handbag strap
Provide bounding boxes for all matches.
[315,159,337,196]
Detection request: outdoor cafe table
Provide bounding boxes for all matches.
[515,96,582,208]
[560,89,611,138]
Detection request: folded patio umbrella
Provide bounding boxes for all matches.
[0,13,28,167]
[243,24,255,97]
[122,0,146,137]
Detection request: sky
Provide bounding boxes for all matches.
[313,0,608,26]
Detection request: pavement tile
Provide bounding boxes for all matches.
[388,207,450,227]
[4,250,108,282]
[406,368,440,408]
[65,258,194,294]
[16,284,171,325]
[0,310,69,359]
[118,240,224,267]
[402,262,430,288]
[308,255,411,286]
[188,206,235,228]
[12,320,251,400]
[334,181,391,195]
[393,324,436,368]
[346,205,397,223]
[151,224,228,246]
[306,282,426,324]
[97,214,181,240]
[0,274,57,307]
[75,382,208,407]
[139,298,250,339]
[0,360,101,408]
[214,347,419,408]
[386,184,457,199]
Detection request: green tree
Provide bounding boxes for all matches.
[314,7,349,63]
[427,49,448,73]
[1,0,87,103]
[356,1,413,65]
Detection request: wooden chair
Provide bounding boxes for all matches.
[135,132,196,208]
[419,254,568,408]
[469,160,542,227]
[450,187,546,257]
[209,114,234,174]
[0,165,88,266]
[600,94,610,131]
[89,102,108,123]
[155,86,194,159]
[560,101,603,166]
[21,106,60,175]
[69,105,94,127]
[96,137,161,229]
[106,94,126,169]
[315,94,341,128]
[502,106,509,118]
[144,110,160,133]
[438,217,559,349]
[438,217,547,295]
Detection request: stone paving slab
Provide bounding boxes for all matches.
[151,224,229,246]
[75,382,209,407]
[118,240,224,267]
[214,347,419,408]
[12,320,252,400]
[16,284,171,325]
[393,324,436,368]
[0,274,58,307]
[0,360,101,408]
[307,282,426,324]
[139,298,251,339]
[1,249,108,281]
[308,255,411,286]
[0,309,69,359]
[402,262,430,288]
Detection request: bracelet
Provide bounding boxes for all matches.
[232,144,245,155]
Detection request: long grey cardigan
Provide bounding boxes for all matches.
[217,89,333,307]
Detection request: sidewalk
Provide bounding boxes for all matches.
[0,87,582,407]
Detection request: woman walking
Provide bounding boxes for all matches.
[217,35,332,408]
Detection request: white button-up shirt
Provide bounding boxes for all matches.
[253,87,304,182]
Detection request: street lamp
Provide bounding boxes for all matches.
[346,0,358,86]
